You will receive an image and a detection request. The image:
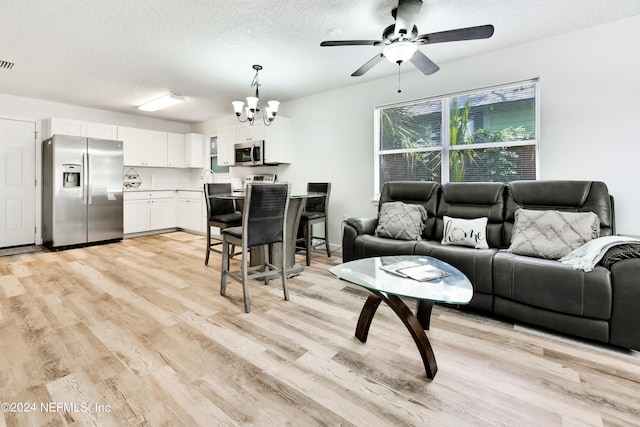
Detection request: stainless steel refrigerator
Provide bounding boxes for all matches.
[42,135,123,250]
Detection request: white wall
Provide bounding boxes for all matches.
[196,15,640,248]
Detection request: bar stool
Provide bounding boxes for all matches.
[297,182,331,266]
[220,183,291,313]
[204,183,242,265]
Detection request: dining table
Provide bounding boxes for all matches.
[213,190,325,276]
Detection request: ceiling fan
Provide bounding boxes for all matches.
[320,0,494,77]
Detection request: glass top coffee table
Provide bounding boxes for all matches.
[329,255,473,379]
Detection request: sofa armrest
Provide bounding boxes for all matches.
[345,217,378,235]
[342,217,378,262]
[609,258,640,351]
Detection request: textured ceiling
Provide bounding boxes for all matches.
[1,0,639,124]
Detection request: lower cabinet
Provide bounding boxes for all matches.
[177,191,205,233]
[124,191,177,234]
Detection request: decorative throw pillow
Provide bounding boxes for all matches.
[375,202,428,241]
[441,216,489,249]
[508,209,600,260]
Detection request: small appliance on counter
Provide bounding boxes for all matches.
[243,174,276,189]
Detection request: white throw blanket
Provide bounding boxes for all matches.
[559,235,640,272]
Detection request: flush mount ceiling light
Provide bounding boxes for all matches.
[232,64,279,126]
[138,94,185,112]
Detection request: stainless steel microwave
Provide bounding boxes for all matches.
[234,141,264,166]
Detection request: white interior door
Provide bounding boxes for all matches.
[0,118,36,247]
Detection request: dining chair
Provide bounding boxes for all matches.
[296,182,331,266]
[220,183,291,313]
[204,183,242,265]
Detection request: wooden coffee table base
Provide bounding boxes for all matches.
[355,291,438,379]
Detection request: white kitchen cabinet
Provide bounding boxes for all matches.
[177,191,204,232]
[48,118,117,140]
[263,116,292,164]
[49,118,86,137]
[118,126,145,166]
[237,122,265,142]
[86,121,118,139]
[119,127,171,167]
[143,130,168,167]
[217,117,291,166]
[184,133,206,168]
[149,196,176,230]
[124,191,176,234]
[167,132,185,168]
[217,125,236,166]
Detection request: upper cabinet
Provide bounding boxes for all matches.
[118,126,145,166]
[217,116,291,166]
[47,118,202,169]
[217,125,236,167]
[167,132,185,168]
[142,130,168,167]
[184,133,206,168]
[86,121,118,139]
[46,118,117,140]
[263,117,291,164]
[237,122,265,143]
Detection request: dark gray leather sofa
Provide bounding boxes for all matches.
[342,180,640,351]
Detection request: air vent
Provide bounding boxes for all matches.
[0,60,15,70]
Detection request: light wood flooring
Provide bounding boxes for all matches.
[1,232,639,426]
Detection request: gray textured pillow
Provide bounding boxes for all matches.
[508,209,600,259]
[375,202,428,241]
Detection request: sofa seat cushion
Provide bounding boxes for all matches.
[351,234,418,259]
[493,251,612,320]
[414,240,497,300]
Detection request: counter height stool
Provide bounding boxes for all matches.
[204,183,243,265]
[297,182,331,266]
[220,183,291,313]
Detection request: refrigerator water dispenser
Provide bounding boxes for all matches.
[62,164,81,188]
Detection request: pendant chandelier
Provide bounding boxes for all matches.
[232,64,279,126]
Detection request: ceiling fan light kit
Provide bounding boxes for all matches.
[383,42,417,64]
[232,64,279,126]
[320,0,494,81]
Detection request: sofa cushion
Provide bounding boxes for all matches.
[379,181,440,239]
[493,251,612,320]
[441,216,489,249]
[414,240,497,310]
[435,182,506,248]
[351,234,419,259]
[508,209,600,259]
[376,201,428,241]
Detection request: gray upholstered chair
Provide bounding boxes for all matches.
[297,182,331,266]
[204,183,242,265]
[220,183,291,313]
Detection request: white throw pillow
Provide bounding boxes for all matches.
[441,216,489,249]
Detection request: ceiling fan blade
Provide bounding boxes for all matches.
[416,24,495,44]
[320,40,383,47]
[394,0,423,36]
[409,50,440,75]
[351,53,385,77]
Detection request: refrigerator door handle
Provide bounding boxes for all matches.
[87,153,93,205]
[82,153,88,205]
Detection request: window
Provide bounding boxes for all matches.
[374,81,539,193]
[210,136,229,173]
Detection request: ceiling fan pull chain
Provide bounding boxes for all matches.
[397,63,402,93]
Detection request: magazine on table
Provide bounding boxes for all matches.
[380,261,450,282]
